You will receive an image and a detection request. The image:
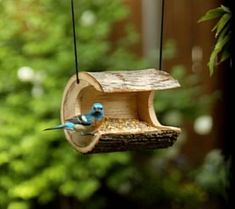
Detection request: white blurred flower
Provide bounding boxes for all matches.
[80,10,96,26]
[162,110,182,126]
[31,85,44,98]
[194,115,213,135]
[17,66,35,82]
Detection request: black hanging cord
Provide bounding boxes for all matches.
[159,0,165,70]
[70,0,79,84]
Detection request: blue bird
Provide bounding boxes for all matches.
[44,103,104,135]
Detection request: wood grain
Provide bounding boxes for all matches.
[79,68,180,92]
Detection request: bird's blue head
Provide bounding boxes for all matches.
[91,103,104,119]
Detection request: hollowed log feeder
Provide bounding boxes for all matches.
[61,69,181,154]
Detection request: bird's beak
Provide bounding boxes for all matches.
[96,108,103,113]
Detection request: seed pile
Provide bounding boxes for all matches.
[99,118,158,133]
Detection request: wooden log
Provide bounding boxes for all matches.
[63,118,181,154]
[61,68,181,153]
[87,129,180,153]
[79,68,180,92]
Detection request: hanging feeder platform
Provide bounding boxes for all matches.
[61,68,181,154]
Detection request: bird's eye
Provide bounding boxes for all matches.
[93,104,103,111]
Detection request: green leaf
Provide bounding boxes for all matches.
[208,31,231,75]
[220,49,230,63]
[198,6,225,22]
[220,5,231,13]
[208,50,217,76]
[77,180,100,200]
[7,201,29,209]
[199,5,231,75]
[214,13,231,37]
[215,31,231,52]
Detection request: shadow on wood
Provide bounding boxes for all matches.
[61,68,181,153]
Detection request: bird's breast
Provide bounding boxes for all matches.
[74,124,87,131]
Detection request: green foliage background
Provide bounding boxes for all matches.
[0,1,227,209]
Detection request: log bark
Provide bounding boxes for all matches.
[86,129,180,153]
[80,68,180,93]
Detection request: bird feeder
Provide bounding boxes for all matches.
[61,68,181,154]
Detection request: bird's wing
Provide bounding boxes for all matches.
[66,114,91,126]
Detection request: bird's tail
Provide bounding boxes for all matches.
[43,124,66,131]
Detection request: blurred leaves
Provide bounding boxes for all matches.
[0,0,137,208]
[199,5,231,75]
[194,149,229,197]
